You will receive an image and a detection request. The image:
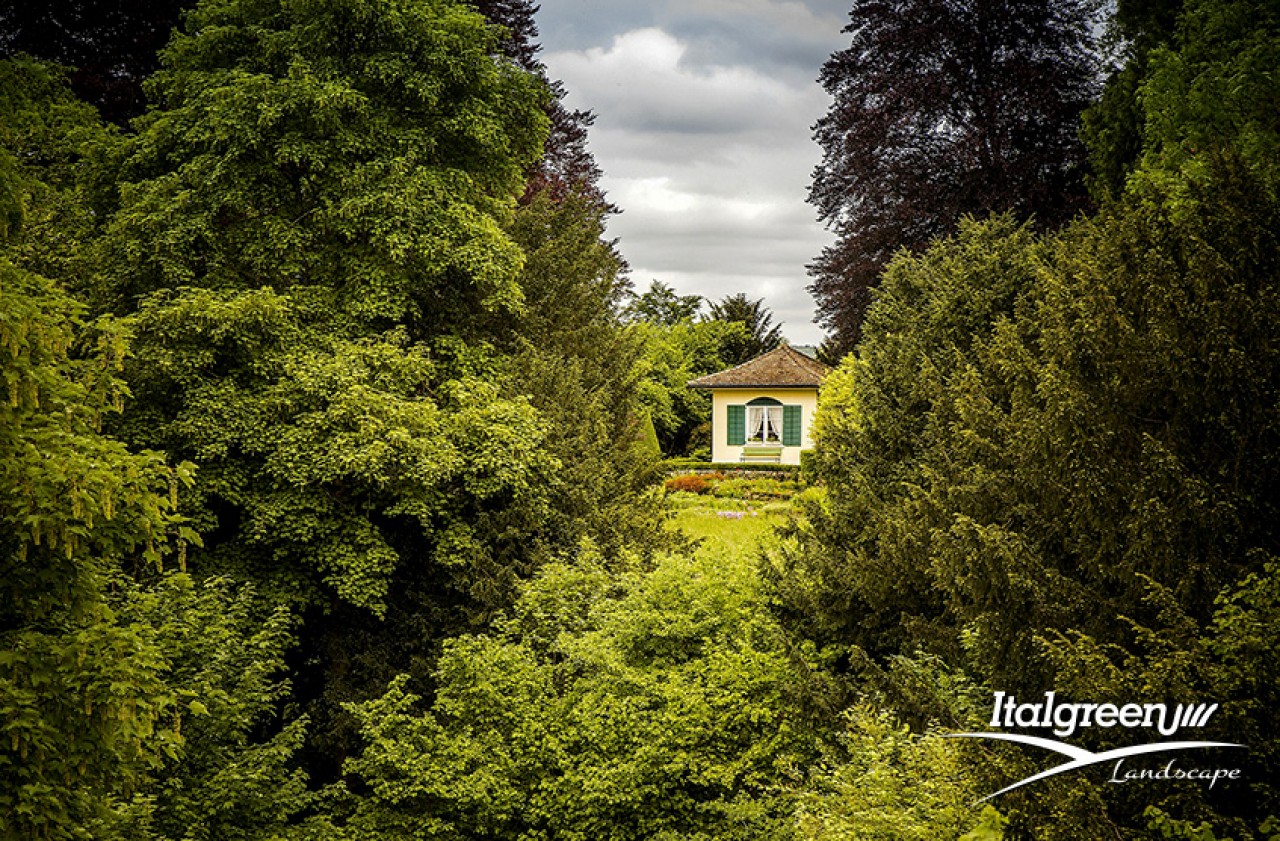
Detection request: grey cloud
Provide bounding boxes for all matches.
[659,2,849,83]
[537,0,851,76]
[546,28,819,138]
[535,2,845,344]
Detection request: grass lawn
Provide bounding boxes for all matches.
[665,491,794,564]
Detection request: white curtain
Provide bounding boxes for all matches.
[747,406,781,443]
[749,407,766,441]
[765,408,780,442]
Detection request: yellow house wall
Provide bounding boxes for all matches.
[709,388,820,465]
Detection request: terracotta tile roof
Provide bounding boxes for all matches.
[687,343,831,389]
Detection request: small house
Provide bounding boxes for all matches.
[687,343,830,465]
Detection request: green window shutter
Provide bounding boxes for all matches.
[727,405,745,446]
[783,405,802,446]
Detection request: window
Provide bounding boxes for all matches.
[747,404,783,444]
[743,396,784,446]
[727,398,802,448]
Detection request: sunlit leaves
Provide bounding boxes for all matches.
[0,260,191,839]
[343,544,820,840]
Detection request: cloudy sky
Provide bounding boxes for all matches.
[535,0,853,345]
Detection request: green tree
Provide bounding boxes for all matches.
[1132,0,1280,192]
[0,254,184,841]
[629,318,745,455]
[121,573,324,841]
[1084,0,1280,200]
[779,9,1280,827]
[624,279,704,326]
[0,57,115,283]
[796,707,999,840]
[706,292,784,365]
[89,0,554,616]
[93,0,547,331]
[1080,0,1187,200]
[291,189,678,774]
[0,57,323,841]
[501,191,669,554]
[779,127,1280,840]
[774,215,1044,665]
[75,0,572,783]
[342,542,823,840]
[0,62,184,838]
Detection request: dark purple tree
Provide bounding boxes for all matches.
[808,0,1099,353]
[469,0,609,207]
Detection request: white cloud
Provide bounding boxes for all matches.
[613,176,776,222]
[549,28,801,134]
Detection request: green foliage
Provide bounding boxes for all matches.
[781,9,1280,827]
[0,256,181,839]
[795,706,994,840]
[83,0,563,619]
[0,57,103,203]
[624,279,703,326]
[776,215,1045,661]
[1036,563,1280,835]
[960,807,1010,841]
[1085,0,1280,201]
[705,293,784,365]
[787,158,1280,675]
[121,573,319,841]
[0,245,317,841]
[500,191,669,558]
[1082,51,1154,201]
[0,263,184,582]
[501,191,628,347]
[10,0,687,810]
[637,409,662,459]
[0,54,324,841]
[708,477,799,501]
[114,288,558,613]
[0,57,116,284]
[4,0,671,821]
[342,542,824,840]
[1146,806,1231,841]
[1134,0,1280,194]
[96,0,547,325]
[660,459,801,480]
[630,319,745,455]
[7,0,1279,837]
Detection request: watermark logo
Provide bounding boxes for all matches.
[947,692,1245,801]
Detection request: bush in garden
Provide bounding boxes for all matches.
[711,477,799,500]
[665,473,709,494]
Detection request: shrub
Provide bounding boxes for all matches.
[664,474,708,494]
[711,477,798,500]
[660,459,802,480]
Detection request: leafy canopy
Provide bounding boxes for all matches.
[706,293,784,366]
[809,0,1099,351]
